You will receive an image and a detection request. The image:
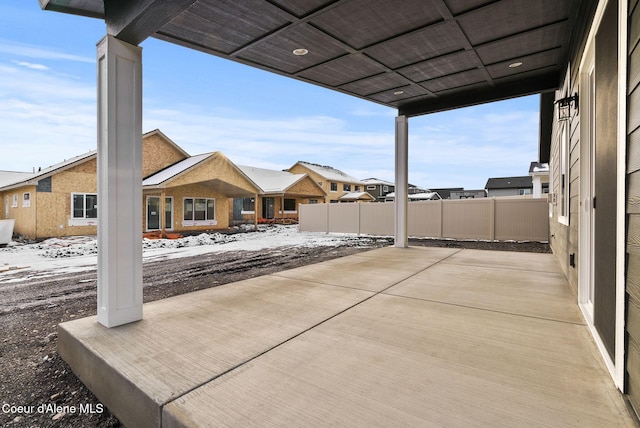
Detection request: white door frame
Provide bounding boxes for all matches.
[577,0,626,390]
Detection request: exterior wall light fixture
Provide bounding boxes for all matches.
[556,92,579,122]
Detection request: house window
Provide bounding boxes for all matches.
[330,183,338,192]
[72,193,97,219]
[559,121,570,225]
[308,199,318,204]
[22,193,31,208]
[12,194,18,208]
[383,185,389,192]
[343,184,351,191]
[283,198,296,211]
[519,188,532,195]
[183,197,216,226]
[367,185,376,190]
[317,182,323,187]
[69,193,98,226]
[242,197,255,213]
[355,185,360,192]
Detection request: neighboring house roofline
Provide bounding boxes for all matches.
[0,151,96,191]
[289,161,363,184]
[484,176,533,189]
[142,153,215,188]
[236,165,326,196]
[143,129,190,158]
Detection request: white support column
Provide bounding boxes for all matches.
[395,115,409,248]
[96,35,143,328]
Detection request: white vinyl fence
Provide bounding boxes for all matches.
[299,198,549,242]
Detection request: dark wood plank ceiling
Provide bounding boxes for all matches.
[41,0,597,117]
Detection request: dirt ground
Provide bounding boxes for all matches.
[0,237,549,427]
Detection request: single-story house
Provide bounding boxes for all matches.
[288,161,363,203]
[484,176,533,197]
[142,152,258,233]
[232,165,326,223]
[2,129,329,238]
[0,151,98,239]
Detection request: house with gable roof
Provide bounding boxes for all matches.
[142,152,258,233]
[233,165,326,223]
[287,161,366,203]
[0,130,333,238]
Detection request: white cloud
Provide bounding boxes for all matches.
[0,39,94,63]
[12,60,49,71]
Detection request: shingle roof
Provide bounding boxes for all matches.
[485,176,533,189]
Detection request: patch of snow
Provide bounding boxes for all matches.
[0,225,385,283]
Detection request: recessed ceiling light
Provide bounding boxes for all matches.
[292,48,308,56]
[394,90,405,95]
[508,62,523,68]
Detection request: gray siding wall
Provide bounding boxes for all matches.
[549,94,581,294]
[627,0,640,413]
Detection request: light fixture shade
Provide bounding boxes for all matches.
[556,93,578,122]
[557,103,571,121]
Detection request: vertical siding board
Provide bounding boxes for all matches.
[630,1,640,412]
[629,173,640,213]
[629,128,640,173]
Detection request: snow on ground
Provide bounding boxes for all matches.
[0,225,386,283]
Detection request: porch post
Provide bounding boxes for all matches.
[96,35,143,328]
[395,115,409,248]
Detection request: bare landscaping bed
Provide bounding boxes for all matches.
[0,235,549,427]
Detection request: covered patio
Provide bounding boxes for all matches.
[58,245,636,427]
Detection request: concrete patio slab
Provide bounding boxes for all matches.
[164,294,630,427]
[58,275,375,428]
[272,247,459,292]
[58,246,637,427]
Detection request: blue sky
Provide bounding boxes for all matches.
[0,2,540,190]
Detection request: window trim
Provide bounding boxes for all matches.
[69,192,98,226]
[330,182,338,192]
[183,197,217,227]
[22,192,31,208]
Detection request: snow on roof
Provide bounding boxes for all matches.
[0,151,96,190]
[385,192,441,200]
[0,171,36,188]
[338,192,375,201]
[529,162,550,174]
[361,178,395,186]
[409,192,441,200]
[143,153,212,186]
[237,165,305,193]
[294,161,362,184]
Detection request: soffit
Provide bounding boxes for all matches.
[41,0,597,116]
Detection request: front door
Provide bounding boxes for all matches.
[262,197,274,219]
[165,197,173,231]
[147,196,161,231]
[579,0,618,364]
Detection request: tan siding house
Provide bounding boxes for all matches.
[287,161,364,203]
[142,152,259,233]
[233,165,326,223]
